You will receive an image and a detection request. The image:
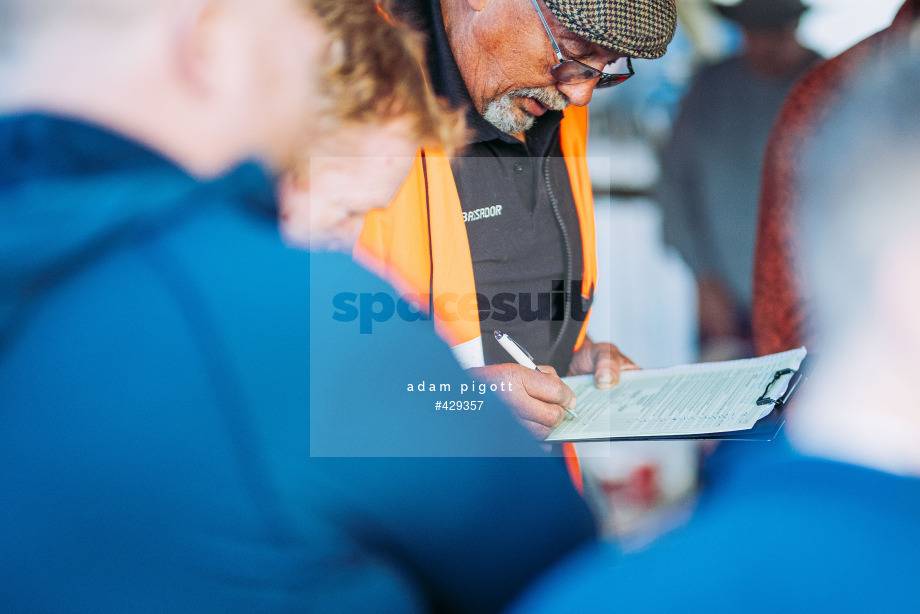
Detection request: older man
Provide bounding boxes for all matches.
[0,0,596,611]
[358,0,677,439]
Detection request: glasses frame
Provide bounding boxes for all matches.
[529,0,634,89]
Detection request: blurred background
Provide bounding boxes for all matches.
[580,0,904,541]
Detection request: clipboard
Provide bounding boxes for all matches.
[545,349,815,443]
[650,353,817,442]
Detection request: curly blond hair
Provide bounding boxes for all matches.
[309,0,466,156]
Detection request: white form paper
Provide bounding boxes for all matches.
[545,348,807,442]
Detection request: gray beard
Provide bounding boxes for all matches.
[482,87,569,134]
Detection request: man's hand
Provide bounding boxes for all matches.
[568,339,640,389]
[468,364,577,440]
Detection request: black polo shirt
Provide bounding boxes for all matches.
[394,0,590,374]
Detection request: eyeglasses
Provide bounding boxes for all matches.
[529,0,634,89]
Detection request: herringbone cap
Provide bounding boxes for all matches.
[544,0,678,59]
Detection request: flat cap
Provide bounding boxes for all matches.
[544,0,678,59]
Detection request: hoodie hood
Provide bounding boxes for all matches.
[0,113,276,345]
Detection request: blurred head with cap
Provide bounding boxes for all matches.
[714,0,808,30]
[712,0,815,77]
[441,0,677,135]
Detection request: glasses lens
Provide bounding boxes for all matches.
[595,75,630,88]
[551,58,633,88]
[603,56,631,74]
[551,60,601,84]
[596,57,634,89]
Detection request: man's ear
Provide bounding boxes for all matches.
[170,0,223,96]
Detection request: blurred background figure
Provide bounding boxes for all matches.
[0,0,597,611]
[281,0,466,251]
[657,0,821,362]
[576,0,904,543]
[752,0,920,357]
[510,41,920,613]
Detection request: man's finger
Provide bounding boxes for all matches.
[468,363,574,438]
[512,392,566,429]
[594,344,640,389]
[521,367,577,410]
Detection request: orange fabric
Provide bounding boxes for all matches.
[355,149,481,348]
[562,443,583,493]
[357,109,597,355]
[357,110,596,492]
[559,105,596,352]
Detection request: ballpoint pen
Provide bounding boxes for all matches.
[493,330,579,419]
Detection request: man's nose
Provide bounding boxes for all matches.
[556,79,598,107]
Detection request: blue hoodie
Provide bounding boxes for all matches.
[0,114,596,613]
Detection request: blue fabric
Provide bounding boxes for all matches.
[0,114,596,613]
[509,436,920,613]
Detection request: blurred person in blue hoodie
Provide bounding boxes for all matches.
[508,43,920,614]
[0,1,596,612]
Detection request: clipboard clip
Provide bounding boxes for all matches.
[756,368,800,407]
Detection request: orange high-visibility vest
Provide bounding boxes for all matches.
[355,105,596,491]
[356,105,597,367]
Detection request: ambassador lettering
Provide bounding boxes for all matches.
[462,205,502,223]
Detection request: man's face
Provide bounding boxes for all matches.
[449,0,622,134]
